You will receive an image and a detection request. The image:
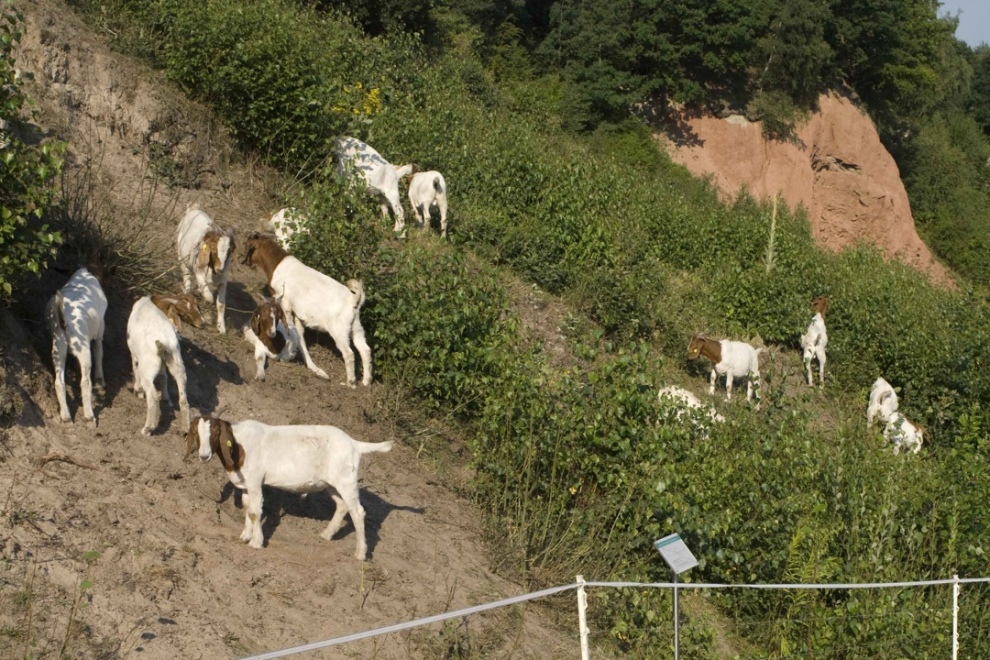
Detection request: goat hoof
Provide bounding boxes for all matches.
[86,417,97,429]
[249,539,264,549]
[59,415,72,424]
[342,381,357,389]
[355,551,367,561]
[312,368,330,380]
[141,427,153,436]
[239,531,252,542]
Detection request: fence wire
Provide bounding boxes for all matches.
[242,576,990,659]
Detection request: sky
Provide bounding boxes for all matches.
[941,1,990,47]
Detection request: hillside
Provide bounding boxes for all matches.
[5,0,990,658]
[0,2,577,658]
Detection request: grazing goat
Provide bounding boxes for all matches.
[176,204,235,333]
[407,171,448,238]
[127,296,199,435]
[658,385,725,437]
[687,334,763,402]
[800,296,829,388]
[45,267,107,426]
[266,207,309,250]
[243,297,299,381]
[867,377,899,428]
[151,293,206,332]
[335,136,418,235]
[883,412,925,455]
[184,416,393,560]
[241,232,372,386]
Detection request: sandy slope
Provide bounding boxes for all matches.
[0,2,577,657]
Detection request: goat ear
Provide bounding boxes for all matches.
[197,242,211,270]
[218,419,235,468]
[250,310,263,337]
[183,417,202,461]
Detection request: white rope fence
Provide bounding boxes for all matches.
[242,575,990,659]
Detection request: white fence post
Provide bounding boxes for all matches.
[577,575,590,660]
[952,573,960,660]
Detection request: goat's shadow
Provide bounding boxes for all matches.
[180,339,242,416]
[219,482,424,559]
[222,280,258,331]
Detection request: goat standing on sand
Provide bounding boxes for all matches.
[243,296,299,381]
[127,294,204,435]
[335,136,418,236]
[687,334,763,402]
[185,416,393,560]
[176,204,235,333]
[407,171,448,238]
[800,295,829,388]
[241,232,372,386]
[45,267,107,426]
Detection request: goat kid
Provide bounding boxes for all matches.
[883,412,925,455]
[185,416,393,560]
[243,296,299,380]
[800,296,829,388]
[127,296,198,435]
[241,232,372,386]
[176,204,235,333]
[335,136,418,236]
[867,377,899,428]
[407,171,448,238]
[45,267,107,426]
[151,293,206,332]
[687,334,763,402]
[657,385,725,438]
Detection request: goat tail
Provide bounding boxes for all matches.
[346,279,365,309]
[433,175,442,191]
[354,439,393,455]
[45,291,67,337]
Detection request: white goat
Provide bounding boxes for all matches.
[658,386,725,437]
[243,297,299,381]
[45,267,107,426]
[883,412,925,455]
[176,204,235,333]
[867,377,899,428]
[335,136,417,235]
[407,171,448,238]
[242,232,372,386]
[266,207,309,250]
[800,296,829,387]
[687,334,763,402]
[185,416,393,560]
[127,296,191,435]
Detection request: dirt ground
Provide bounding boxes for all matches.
[0,2,581,658]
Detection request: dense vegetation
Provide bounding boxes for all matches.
[0,5,63,298]
[59,0,990,656]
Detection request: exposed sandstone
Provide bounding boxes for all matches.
[663,92,953,286]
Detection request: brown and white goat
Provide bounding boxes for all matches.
[45,267,107,426]
[687,334,763,402]
[243,297,299,380]
[151,293,206,331]
[184,416,393,560]
[241,232,372,386]
[176,204,235,333]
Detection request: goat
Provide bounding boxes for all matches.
[687,334,763,402]
[335,136,418,236]
[266,207,309,250]
[883,412,925,455]
[150,293,206,332]
[184,416,393,560]
[127,296,199,435]
[176,204,235,333]
[867,377,899,428]
[407,171,448,238]
[658,385,725,437]
[800,296,829,387]
[45,267,107,426]
[241,232,372,386]
[243,296,299,381]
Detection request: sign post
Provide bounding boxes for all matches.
[654,533,698,660]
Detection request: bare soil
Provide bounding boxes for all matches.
[0,2,579,658]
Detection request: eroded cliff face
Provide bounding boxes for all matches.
[663,92,952,286]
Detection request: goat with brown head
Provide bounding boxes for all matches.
[185,415,242,470]
[151,293,206,330]
[241,231,287,284]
